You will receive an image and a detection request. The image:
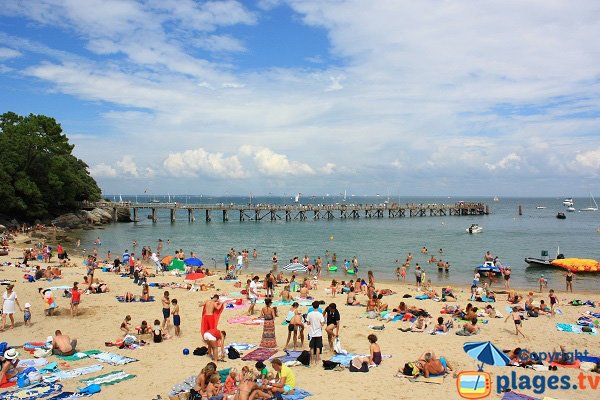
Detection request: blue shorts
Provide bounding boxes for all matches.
[173,315,180,326]
[162,308,170,319]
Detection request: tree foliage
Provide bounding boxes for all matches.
[0,112,101,221]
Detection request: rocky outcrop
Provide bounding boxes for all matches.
[51,206,132,228]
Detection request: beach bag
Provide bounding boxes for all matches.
[227,346,241,359]
[193,346,208,356]
[333,337,347,355]
[297,350,311,366]
[322,360,341,370]
[34,348,52,358]
[527,309,539,318]
[349,357,369,373]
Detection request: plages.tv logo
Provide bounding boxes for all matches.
[456,371,492,399]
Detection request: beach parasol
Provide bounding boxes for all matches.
[161,255,174,265]
[184,272,206,281]
[463,341,510,391]
[184,257,204,267]
[463,341,510,369]
[283,262,308,273]
[168,258,185,271]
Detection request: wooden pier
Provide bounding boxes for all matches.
[81,201,489,223]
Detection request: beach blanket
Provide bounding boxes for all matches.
[115,295,155,302]
[241,348,279,362]
[17,358,49,368]
[227,343,256,352]
[169,375,196,396]
[0,383,63,400]
[46,286,70,291]
[501,392,540,400]
[282,388,313,400]
[556,323,598,335]
[48,364,104,381]
[55,350,102,361]
[47,393,92,400]
[79,370,136,386]
[90,352,137,366]
[328,353,364,367]
[276,350,303,364]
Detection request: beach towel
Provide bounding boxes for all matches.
[501,392,540,400]
[0,383,63,400]
[226,315,264,325]
[577,355,600,363]
[201,302,224,334]
[276,350,303,364]
[55,350,102,361]
[227,343,256,352]
[549,360,581,369]
[556,323,598,335]
[241,348,279,362]
[328,353,365,367]
[272,300,294,307]
[46,286,70,291]
[282,388,313,400]
[395,373,445,384]
[79,370,136,386]
[16,358,49,369]
[584,311,600,318]
[47,392,92,399]
[48,364,104,381]
[169,375,196,396]
[90,352,137,366]
[115,295,155,302]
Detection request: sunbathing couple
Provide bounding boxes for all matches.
[405,351,454,378]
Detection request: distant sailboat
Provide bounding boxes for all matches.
[119,194,123,203]
[294,193,300,203]
[343,190,347,202]
[580,193,598,212]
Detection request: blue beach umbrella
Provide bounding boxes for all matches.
[463,341,510,370]
[184,257,204,267]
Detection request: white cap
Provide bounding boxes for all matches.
[46,336,53,343]
[24,303,31,308]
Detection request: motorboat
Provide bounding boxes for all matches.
[525,250,563,267]
[466,224,483,234]
[580,193,598,212]
[556,212,566,219]
[566,206,576,212]
[536,206,546,209]
[563,198,574,206]
[476,261,502,276]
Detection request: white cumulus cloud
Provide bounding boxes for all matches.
[485,152,522,171]
[240,145,315,176]
[89,163,117,178]
[163,148,246,178]
[0,47,21,60]
[571,148,600,174]
[116,155,139,177]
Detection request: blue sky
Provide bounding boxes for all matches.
[1,0,600,197]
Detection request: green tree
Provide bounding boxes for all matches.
[0,112,101,221]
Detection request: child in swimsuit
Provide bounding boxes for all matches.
[120,315,131,335]
[505,306,525,337]
[549,289,558,316]
[368,334,382,365]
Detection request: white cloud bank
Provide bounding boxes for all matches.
[163,148,246,179]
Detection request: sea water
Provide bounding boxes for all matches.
[75,196,600,291]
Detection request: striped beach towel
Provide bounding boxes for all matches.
[90,352,137,366]
[48,364,104,381]
[79,370,136,386]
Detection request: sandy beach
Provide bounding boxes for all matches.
[1,233,599,400]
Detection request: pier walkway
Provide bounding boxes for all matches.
[81,201,490,223]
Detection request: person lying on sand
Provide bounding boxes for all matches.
[399,316,428,332]
[455,318,479,336]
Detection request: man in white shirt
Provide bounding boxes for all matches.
[247,276,260,315]
[306,301,325,366]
